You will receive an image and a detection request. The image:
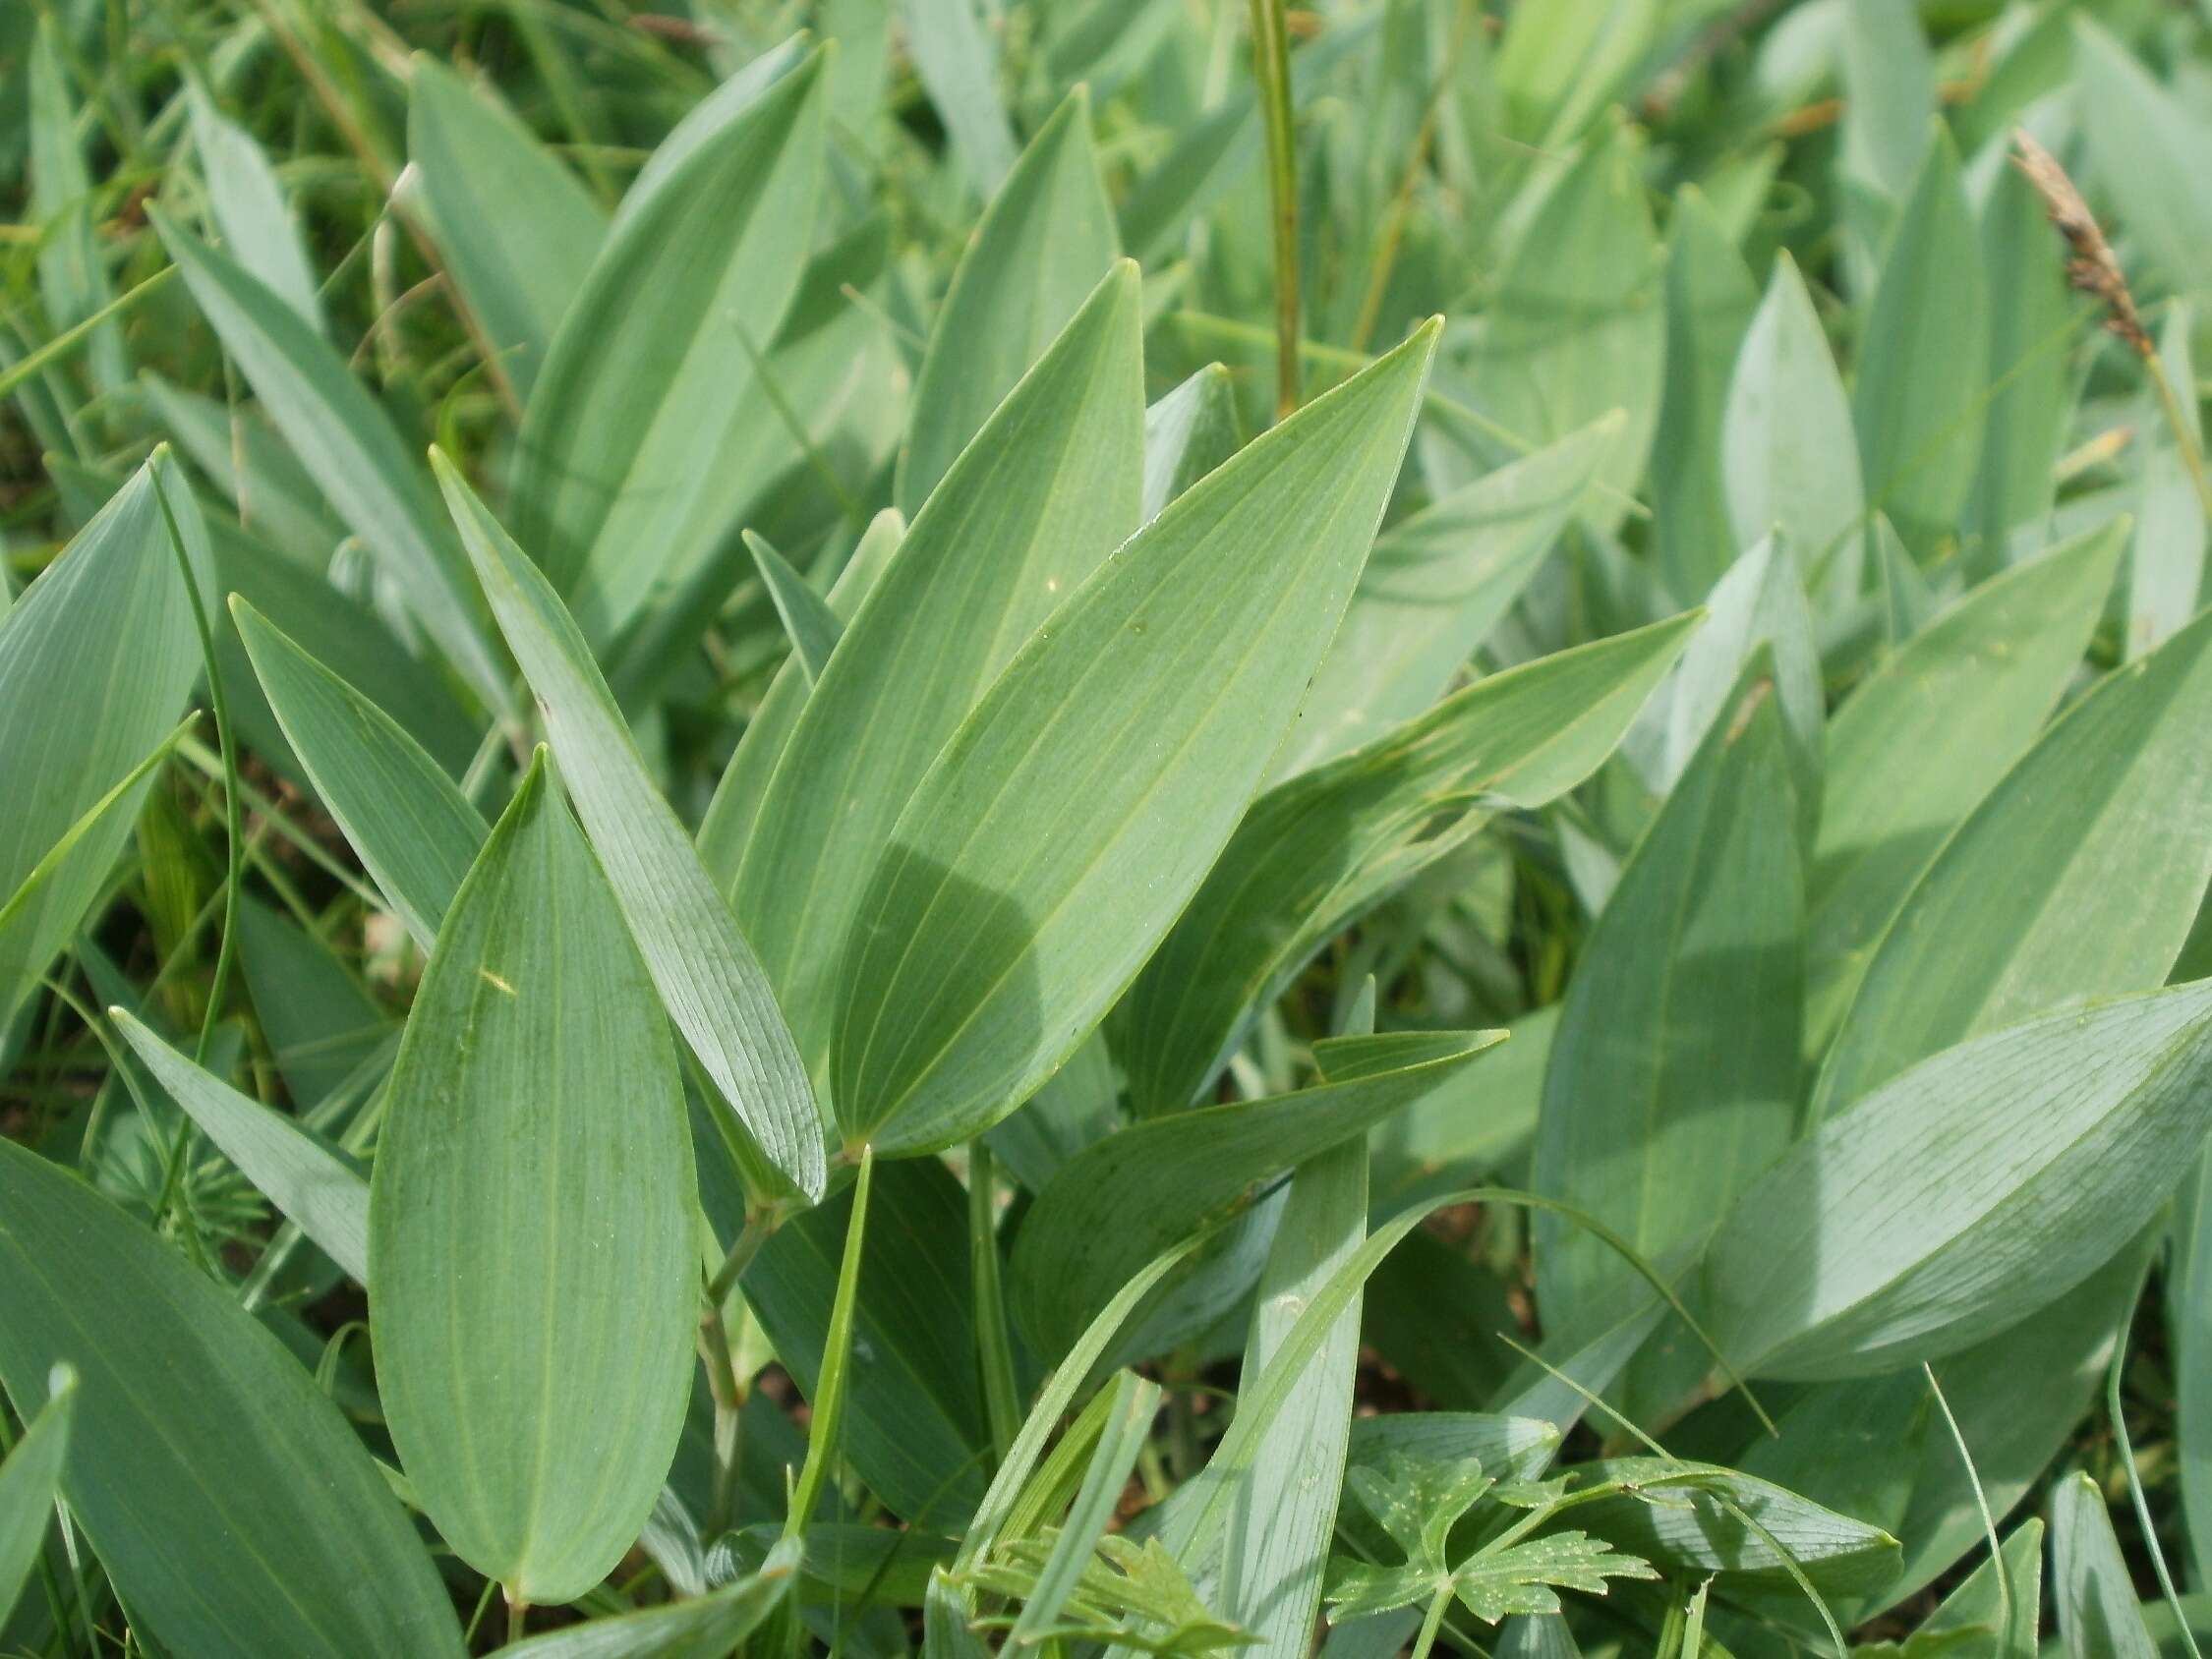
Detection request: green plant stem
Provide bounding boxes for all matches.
[2109,1295,2203,1659]
[1247,0,1301,419]
[0,266,176,403]
[1408,1579,1452,1659]
[968,1142,1022,1467]
[709,1206,784,1308]
[785,1146,875,1539]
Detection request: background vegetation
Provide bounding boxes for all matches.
[4,0,2212,1654]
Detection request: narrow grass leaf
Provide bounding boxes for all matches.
[831,322,1440,1155]
[898,87,1119,516]
[1654,187,1761,602]
[370,756,695,1603]
[1009,1371,1162,1647]
[112,1009,369,1283]
[438,455,825,1201]
[28,20,122,392]
[902,0,1019,197]
[0,1139,463,1654]
[232,597,486,951]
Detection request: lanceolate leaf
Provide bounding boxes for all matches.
[897,87,1120,517]
[1653,187,1761,603]
[232,597,487,952]
[1968,153,2074,561]
[2052,1470,2158,1659]
[509,47,826,639]
[437,454,825,1202]
[0,456,204,1025]
[696,508,903,892]
[745,532,841,686]
[1143,364,1243,523]
[1706,981,2212,1381]
[828,321,1440,1156]
[149,210,505,705]
[1805,522,2126,1049]
[1814,602,2212,1120]
[1279,416,1619,779]
[502,1537,800,1657]
[370,757,695,1603]
[186,85,323,335]
[0,1369,72,1628]
[404,56,606,403]
[0,1139,464,1655]
[1126,613,1699,1116]
[1535,661,1802,1342]
[112,1009,369,1283]
[1852,126,1987,548]
[1723,253,1865,596]
[732,263,1145,1097]
[1012,1031,1500,1360]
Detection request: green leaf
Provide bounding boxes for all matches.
[2128,310,2204,661]
[502,1536,799,1657]
[1534,661,1802,1338]
[0,1368,72,1628]
[1814,603,2212,1120]
[1126,613,1698,1116]
[231,596,487,952]
[187,85,322,335]
[437,453,825,1202]
[150,210,505,706]
[1455,121,1660,531]
[901,0,1018,197]
[1653,187,1762,602]
[234,895,389,1108]
[0,1138,464,1654]
[1007,1371,1162,1647]
[1565,1459,1901,1596]
[111,1009,369,1284]
[741,1158,989,1528]
[404,55,605,403]
[1280,416,1621,779]
[831,323,1445,1154]
[28,19,122,393]
[369,755,696,1602]
[1836,0,1937,274]
[0,456,204,1025]
[733,264,1144,1101]
[696,506,903,893]
[2073,15,2212,299]
[1967,151,2074,564]
[1217,1002,1375,1659]
[1707,981,2212,1381]
[1852,125,1987,549]
[1805,521,2126,1051]
[1143,364,1243,523]
[744,532,840,687]
[508,47,825,639]
[2053,1470,2158,1659]
[897,87,1119,517]
[1908,1516,2042,1656]
[1011,1031,1499,1361]
[1446,1532,1657,1625]
[1723,253,1866,597]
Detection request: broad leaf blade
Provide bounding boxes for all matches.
[897,86,1120,516]
[438,455,825,1202]
[370,756,696,1602]
[830,321,1441,1155]
[0,1139,463,1654]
